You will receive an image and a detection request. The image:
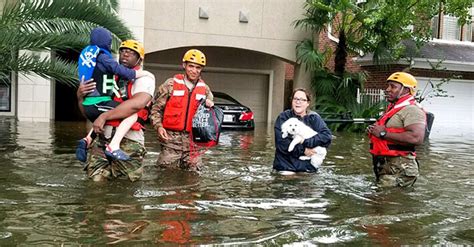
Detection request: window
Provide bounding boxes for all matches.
[443,15,459,40]
[432,14,473,41]
[0,74,11,112]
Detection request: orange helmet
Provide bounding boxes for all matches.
[182,49,206,66]
[120,40,145,60]
[387,72,418,95]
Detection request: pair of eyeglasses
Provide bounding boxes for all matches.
[292,97,308,102]
[119,48,137,56]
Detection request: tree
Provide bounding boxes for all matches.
[296,0,472,73]
[0,0,133,87]
[294,0,472,130]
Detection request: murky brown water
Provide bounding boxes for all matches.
[0,118,473,245]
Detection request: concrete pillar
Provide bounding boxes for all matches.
[17,51,54,122]
[293,63,311,90]
[118,0,145,43]
[270,59,286,123]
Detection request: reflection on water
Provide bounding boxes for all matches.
[0,118,473,245]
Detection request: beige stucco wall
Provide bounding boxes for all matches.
[144,0,310,63]
[118,0,145,42]
[16,51,54,122]
[142,0,311,122]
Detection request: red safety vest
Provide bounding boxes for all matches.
[369,94,421,157]
[162,74,207,132]
[106,66,149,130]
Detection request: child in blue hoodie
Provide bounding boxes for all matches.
[76,27,149,162]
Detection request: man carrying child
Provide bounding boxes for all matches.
[77,38,155,182]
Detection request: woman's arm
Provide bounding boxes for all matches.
[302,114,332,148]
[274,113,306,157]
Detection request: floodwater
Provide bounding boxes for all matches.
[0,118,473,245]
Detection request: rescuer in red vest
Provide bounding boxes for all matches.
[77,40,155,182]
[367,72,426,187]
[150,49,214,172]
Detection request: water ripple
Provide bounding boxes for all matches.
[197,198,328,210]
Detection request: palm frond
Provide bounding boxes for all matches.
[1,0,133,51]
[12,52,78,87]
[294,0,332,33]
[0,0,134,87]
[17,0,132,39]
[296,39,328,72]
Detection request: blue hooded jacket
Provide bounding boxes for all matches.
[79,27,136,98]
[89,27,135,82]
[90,27,112,52]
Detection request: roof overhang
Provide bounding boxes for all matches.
[355,39,474,72]
[355,58,474,72]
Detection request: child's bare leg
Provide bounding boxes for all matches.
[84,128,94,146]
[76,128,95,163]
[107,113,138,151]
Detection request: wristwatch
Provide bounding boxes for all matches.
[379,130,387,139]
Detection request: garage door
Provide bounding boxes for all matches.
[418,78,474,137]
[148,67,269,123]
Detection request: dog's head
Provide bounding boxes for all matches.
[281,117,301,137]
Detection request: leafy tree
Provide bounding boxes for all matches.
[296,0,472,73]
[295,0,472,130]
[0,0,133,87]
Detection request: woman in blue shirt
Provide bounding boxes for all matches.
[273,88,332,174]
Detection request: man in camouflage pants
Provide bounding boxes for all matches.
[367,72,426,187]
[77,40,155,182]
[150,49,214,172]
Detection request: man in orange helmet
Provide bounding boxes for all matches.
[77,39,155,182]
[367,72,426,187]
[150,49,214,172]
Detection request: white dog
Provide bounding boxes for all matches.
[281,117,327,169]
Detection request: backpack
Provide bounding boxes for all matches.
[78,45,112,82]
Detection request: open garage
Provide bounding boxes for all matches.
[146,65,270,124]
[144,47,288,124]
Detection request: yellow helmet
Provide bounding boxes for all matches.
[120,40,145,60]
[387,72,418,95]
[182,49,206,66]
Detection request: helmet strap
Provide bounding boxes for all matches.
[133,58,142,68]
[395,87,410,100]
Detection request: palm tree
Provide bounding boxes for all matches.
[0,0,133,87]
[294,0,374,121]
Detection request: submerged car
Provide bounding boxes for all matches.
[213,92,255,130]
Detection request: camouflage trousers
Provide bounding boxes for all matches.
[85,137,146,182]
[372,155,420,187]
[157,130,202,172]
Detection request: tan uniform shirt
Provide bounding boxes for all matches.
[385,105,426,129]
[150,76,213,132]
